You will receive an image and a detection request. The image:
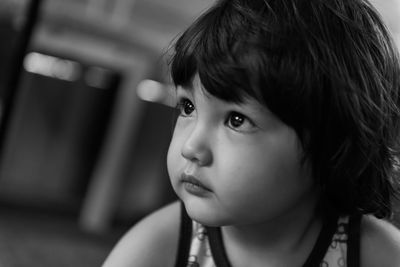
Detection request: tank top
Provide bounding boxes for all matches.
[175,203,361,267]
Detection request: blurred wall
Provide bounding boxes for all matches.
[0,0,215,230]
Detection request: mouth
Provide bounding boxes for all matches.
[180,173,212,196]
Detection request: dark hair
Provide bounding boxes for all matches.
[170,0,400,218]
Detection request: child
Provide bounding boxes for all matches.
[103,0,400,266]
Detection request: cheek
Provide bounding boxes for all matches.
[227,147,307,191]
[167,139,178,178]
[166,131,183,182]
[215,137,311,201]
[166,142,181,197]
[217,156,313,222]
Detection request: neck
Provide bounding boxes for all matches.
[221,193,322,266]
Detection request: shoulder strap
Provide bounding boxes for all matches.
[347,213,362,267]
[174,202,193,267]
[207,226,231,267]
[302,211,340,267]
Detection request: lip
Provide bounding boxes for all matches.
[180,173,212,196]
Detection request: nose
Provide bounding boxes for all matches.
[181,123,213,166]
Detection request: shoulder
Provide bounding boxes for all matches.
[360,215,400,267]
[102,201,182,267]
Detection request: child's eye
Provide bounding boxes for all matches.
[226,112,256,132]
[176,98,195,116]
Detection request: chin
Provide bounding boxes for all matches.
[189,214,225,227]
[183,200,229,227]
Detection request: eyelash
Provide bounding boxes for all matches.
[176,98,195,117]
[225,112,255,132]
[176,97,256,132]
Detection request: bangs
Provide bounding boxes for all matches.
[170,0,274,103]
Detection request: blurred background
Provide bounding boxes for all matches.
[0,0,398,266]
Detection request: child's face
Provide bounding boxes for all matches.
[167,75,318,227]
